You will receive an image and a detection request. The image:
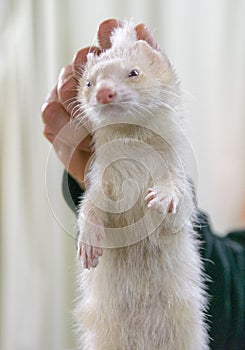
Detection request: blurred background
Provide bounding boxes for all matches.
[0,0,245,349]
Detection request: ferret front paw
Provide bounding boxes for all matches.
[77,241,103,269]
[145,186,179,214]
[77,220,105,269]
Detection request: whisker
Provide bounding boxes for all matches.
[63,96,78,106]
[73,63,87,78]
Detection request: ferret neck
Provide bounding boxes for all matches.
[94,124,154,146]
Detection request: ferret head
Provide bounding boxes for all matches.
[77,24,180,129]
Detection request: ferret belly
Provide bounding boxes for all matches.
[77,227,208,350]
[92,153,162,217]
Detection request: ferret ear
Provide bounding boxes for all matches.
[133,40,171,69]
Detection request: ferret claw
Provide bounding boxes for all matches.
[145,186,178,214]
[77,242,103,269]
[77,223,104,269]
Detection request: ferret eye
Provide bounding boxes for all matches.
[86,80,93,87]
[128,69,140,78]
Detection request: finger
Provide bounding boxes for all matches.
[44,65,73,105]
[66,149,91,187]
[73,46,101,78]
[58,65,73,81]
[41,101,70,143]
[42,99,91,150]
[43,83,58,104]
[97,18,123,50]
[57,75,78,116]
[135,23,161,51]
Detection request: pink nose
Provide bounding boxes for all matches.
[96,88,116,104]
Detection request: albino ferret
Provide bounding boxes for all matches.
[75,21,209,350]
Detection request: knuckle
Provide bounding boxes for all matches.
[43,128,54,143]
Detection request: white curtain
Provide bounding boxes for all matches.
[1,0,244,349]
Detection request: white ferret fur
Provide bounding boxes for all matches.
[75,21,209,350]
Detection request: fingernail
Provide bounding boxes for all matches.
[41,101,49,113]
[58,65,73,81]
[58,67,66,80]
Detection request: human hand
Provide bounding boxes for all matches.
[41,19,160,188]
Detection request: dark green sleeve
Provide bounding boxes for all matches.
[62,171,84,213]
[195,212,245,350]
[62,171,245,350]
